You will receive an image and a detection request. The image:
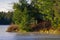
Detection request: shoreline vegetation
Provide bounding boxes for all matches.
[0,0,60,35]
[6,24,60,34]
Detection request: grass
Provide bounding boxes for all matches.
[17,26,60,35]
[39,27,60,34]
[17,28,60,35]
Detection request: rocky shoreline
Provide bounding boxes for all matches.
[6,25,19,32]
[6,25,60,35]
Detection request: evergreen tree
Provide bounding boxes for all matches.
[13,0,60,31]
[13,0,33,31]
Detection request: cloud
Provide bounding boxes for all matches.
[0,0,18,12]
[0,0,18,3]
[0,3,11,12]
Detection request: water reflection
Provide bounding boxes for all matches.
[0,25,60,40]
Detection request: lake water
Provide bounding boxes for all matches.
[0,25,60,40]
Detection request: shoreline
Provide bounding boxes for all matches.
[17,30,60,35]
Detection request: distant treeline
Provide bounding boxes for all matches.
[0,11,13,25]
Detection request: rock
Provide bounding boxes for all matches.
[31,20,51,31]
[6,25,19,32]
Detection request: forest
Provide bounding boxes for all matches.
[0,11,13,25]
[12,0,60,32]
[1,0,60,32]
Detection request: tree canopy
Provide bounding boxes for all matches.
[13,0,60,31]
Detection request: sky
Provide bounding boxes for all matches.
[0,0,19,12]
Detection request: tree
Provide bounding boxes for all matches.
[0,11,13,25]
[31,0,60,28]
[13,0,60,31]
[13,0,33,31]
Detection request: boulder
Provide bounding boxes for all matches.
[6,25,19,32]
[31,20,51,31]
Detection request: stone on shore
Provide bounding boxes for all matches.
[6,25,19,32]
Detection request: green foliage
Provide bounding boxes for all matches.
[13,0,31,31]
[32,0,60,28]
[13,0,60,31]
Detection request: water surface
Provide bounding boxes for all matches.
[0,25,60,40]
